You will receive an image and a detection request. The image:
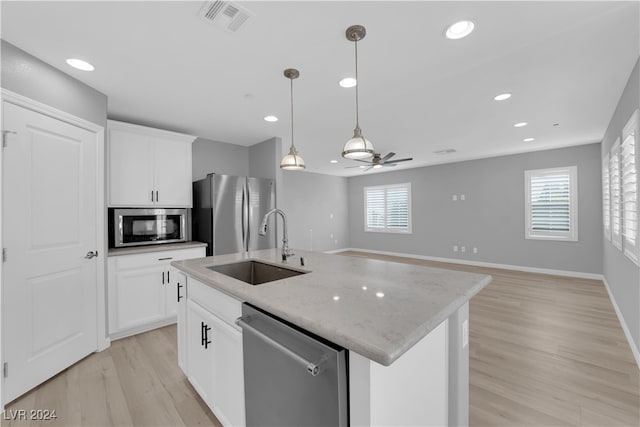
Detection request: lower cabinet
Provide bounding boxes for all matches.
[107,246,205,339]
[181,277,246,427]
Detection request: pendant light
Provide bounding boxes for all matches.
[342,25,374,160]
[280,68,306,170]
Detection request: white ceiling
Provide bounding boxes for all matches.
[2,1,639,176]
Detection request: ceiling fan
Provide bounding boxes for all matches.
[346,152,413,171]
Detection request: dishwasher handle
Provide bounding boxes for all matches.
[236,316,327,377]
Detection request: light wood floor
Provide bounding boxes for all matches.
[3,251,638,426]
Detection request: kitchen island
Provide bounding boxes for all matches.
[172,248,491,426]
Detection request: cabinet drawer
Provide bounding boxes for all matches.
[113,247,205,270]
[188,278,242,328]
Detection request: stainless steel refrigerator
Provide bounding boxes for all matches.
[192,174,276,256]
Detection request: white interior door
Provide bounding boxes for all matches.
[2,102,98,404]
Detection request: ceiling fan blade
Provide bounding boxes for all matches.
[363,166,374,172]
[383,163,398,167]
[387,157,413,164]
[345,165,366,168]
[351,158,373,164]
[380,152,396,162]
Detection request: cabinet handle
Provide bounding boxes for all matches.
[151,191,154,202]
[158,257,173,261]
[201,321,212,349]
[177,282,183,302]
[167,270,170,283]
[162,271,165,285]
[156,190,159,203]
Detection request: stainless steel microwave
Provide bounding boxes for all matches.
[110,208,188,248]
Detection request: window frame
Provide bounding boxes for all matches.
[621,109,639,264]
[603,152,611,242]
[364,183,412,234]
[524,166,578,242]
[611,138,623,250]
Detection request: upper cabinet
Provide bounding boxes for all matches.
[108,120,196,207]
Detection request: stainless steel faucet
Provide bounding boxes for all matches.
[259,209,294,261]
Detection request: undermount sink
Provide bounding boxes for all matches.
[207,260,307,285]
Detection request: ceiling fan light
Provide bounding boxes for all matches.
[372,164,383,169]
[280,146,305,170]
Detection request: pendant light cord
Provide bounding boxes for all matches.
[354,38,360,130]
[290,77,296,153]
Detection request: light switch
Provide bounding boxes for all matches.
[461,246,466,253]
[473,247,478,254]
[329,213,334,220]
[452,195,458,201]
[460,194,466,201]
[453,245,458,252]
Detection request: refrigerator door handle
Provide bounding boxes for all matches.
[242,184,249,251]
[245,181,251,252]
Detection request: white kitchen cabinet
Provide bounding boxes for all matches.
[107,246,205,340]
[184,277,245,427]
[107,120,196,208]
[186,299,216,404]
[175,270,188,374]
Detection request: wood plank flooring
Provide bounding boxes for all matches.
[3,251,638,426]
[341,251,640,427]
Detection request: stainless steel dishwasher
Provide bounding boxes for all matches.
[236,303,348,427]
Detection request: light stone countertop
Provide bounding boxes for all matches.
[108,241,207,257]
[171,248,491,366]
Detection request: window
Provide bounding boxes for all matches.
[621,110,639,263]
[364,183,411,233]
[603,153,611,241]
[611,139,622,249]
[525,166,577,241]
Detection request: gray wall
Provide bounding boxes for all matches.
[348,143,603,275]
[192,137,249,181]
[281,171,349,252]
[249,137,284,241]
[601,58,640,355]
[1,40,107,127]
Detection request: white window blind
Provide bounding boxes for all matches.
[621,110,639,264]
[611,139,622,250]
[525,166,577,241]
[364,183,411,233]
[603,153,611,241]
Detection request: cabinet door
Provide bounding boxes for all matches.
[210,315,246,427]
[112,267,165,332]
[108,129,153,207]
[153,138,192,207]
[175,271,188,374]
[187,300,215,405]
[164,267,179,318]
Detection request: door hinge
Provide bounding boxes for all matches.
[3,362,8,378]
[2,130,16,148]
[2,248,6,262]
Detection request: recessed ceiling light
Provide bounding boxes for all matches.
[445,20,475,40]
[66,58,94,71]
[339,77,357,88]
[263,115,278,122]
[523,138,535,142]
[514,122,528,128]
[376,292,385,298]
[333,295,340,301]
[330,160,338,164]
[494,93,511,101]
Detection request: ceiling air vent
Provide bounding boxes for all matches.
[198,1,254,32]
[433,148,457,154]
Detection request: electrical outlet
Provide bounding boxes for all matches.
[453,245,458,252]
[452,194,457,201]
[473,247,478,254]
[334,239,338,245]
[460,194,466,201]
[462,320,469,348]
[330,213,334,220]
[461,246,466,253]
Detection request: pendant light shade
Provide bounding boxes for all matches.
[342,25,374,160]
[280,68,305,171]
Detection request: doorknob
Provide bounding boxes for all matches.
[84,251,98,259]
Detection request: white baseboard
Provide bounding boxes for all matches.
[602,277,640,369]
[338,248,603,280]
